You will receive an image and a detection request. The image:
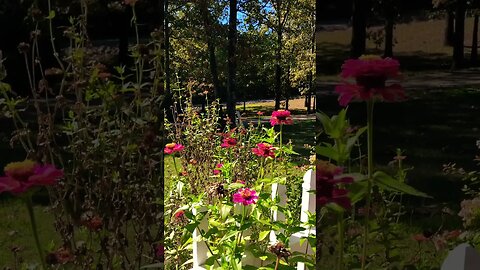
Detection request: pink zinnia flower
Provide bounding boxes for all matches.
[213,163,223,175]
[233,188,259,205]
[164,143,184,154]
[270,110,293,126]
[221,137,237,148]
[174,209,185,219]
[412,233,429,243]
[316,160,353,209]
[252,143,276,159]
[0,160,64,195]
[335,55,405,106]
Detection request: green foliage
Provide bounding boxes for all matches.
[164,95,314,269]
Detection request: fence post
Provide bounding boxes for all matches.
[269,183,288,244]
[441,243,480,270]
[192,205,209,269]
[290,169,316,270]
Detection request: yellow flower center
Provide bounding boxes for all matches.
[4,160,37,181]
[165,143,176,148]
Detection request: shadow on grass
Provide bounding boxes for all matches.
[316,89,480,205]
[316,42,453,75]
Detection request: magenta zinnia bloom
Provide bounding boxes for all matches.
[252,143,276,159]
[316,160,353,209]
[213,163,223,175]
[221,137,237,148]
[164,143,184,154]
[0,160,64,195]
[156,244,164,258]
[270,110,293,126]
[233,188,259,205]
[335,55,405,106]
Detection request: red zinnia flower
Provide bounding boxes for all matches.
[156,244,164,258]
[164,143,184,154]
[233,188,258,205]
[54,246,75,264]
[84,215,103,231]
[412,233,429,243]
[174,210,185,219]
[316,160,353,209]
[252,143,276,159]
[0,160,64,195]
[213,163,223,175]
[270,110,293,126]
[335,55,405,106]
[221,137,237,148]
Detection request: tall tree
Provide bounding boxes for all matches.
[227,0,237,124]
[433,0,456,46]
[383,0,398,57]
[472,12,479,65]
[351,0,369,58]
[198,0,222,99]
[452,0,466,69]
[446,9,455,45]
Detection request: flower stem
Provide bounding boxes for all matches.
[172,156,179,176]
[361,100,375,270]
[337,212,345,270]
[25,197,47,270]
[274,256,280,270]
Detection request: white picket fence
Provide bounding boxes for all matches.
[442,243,480,270]
[191,169,316,270]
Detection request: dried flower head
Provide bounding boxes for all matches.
[17,42,30,54]
[268,242,291,260]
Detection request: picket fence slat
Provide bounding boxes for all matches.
[441,243,480,270]
[191,169,316,270]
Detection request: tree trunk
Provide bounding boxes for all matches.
[471,14,479,65]
[452,0,466,70]
[384,8,394,58]
[227,0,237,125]
[274,0,283,110]
[199,0,221,100]
[445,9,455,46]
[351,0,368,58]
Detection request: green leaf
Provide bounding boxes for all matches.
[373,171,431,198]
[348,181,368,204]
[346,126,367,150]
[220,204,232,220]
[46,10,55,20]
[259,230,270,241]
[317,145,339,161]
[317,112,333,135]
[227,183,245,190]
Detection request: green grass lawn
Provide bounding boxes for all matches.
[0,197,61,268]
